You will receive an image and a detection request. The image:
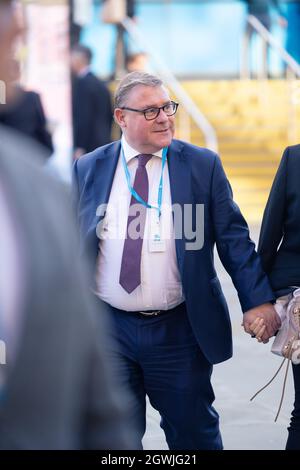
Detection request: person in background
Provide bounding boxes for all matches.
[126,52,149,73]
[250,145,300,450]
[242,0,287,78]
[73,71,281,450]
[245,0,286,28]
[102,0,137,78]
[71,44,113,160]
[0,0,137,450]
[285,0,300,64]
[0,59,53,158]
[115,0,136,78]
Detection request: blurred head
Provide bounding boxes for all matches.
[126,52,148,73]
[0,1,21,84]
[71,44,93,75]
[0,0,22,103]
[114,72,177,154]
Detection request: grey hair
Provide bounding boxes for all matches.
[114,71,163,108]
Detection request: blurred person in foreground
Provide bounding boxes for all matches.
[71,44,113,160]
[250,145,300,450]
[0,59,53,158]
[73,71,281,450]
[0,0,136,450]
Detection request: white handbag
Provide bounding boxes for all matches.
[250,288,300,421]
[272,289,300,363]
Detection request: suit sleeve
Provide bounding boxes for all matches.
[258,147,288,273]
[211,154,275,312]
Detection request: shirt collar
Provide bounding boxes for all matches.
[121,135,163,164]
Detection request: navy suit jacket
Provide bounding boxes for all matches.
[258,145,300,294]
[73,139,275,364]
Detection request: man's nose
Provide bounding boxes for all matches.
[156,108,169,122]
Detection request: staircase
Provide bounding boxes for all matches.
[177,80,300,224]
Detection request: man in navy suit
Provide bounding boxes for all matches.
[73,71,281,450]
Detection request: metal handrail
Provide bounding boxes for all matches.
[122,17,218,153]
[246,14,300,77]
[243,15,300,144]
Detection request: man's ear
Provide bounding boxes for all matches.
[114,108,126,129]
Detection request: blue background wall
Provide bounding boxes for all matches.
[80,1,287,78]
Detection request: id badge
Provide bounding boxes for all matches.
[148,215,166,252]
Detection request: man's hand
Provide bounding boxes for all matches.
[248,317,267,343]
[242,302,281,342]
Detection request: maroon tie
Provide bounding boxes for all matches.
[119,154,152,293]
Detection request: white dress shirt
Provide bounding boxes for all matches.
[94,136,184,311]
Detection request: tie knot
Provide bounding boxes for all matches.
[137,154,152,168]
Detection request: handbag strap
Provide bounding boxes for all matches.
[274,355,291,422]
[250,346,293,422]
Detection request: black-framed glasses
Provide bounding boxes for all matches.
[120,101,179,120]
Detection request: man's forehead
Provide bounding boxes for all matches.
[126,84,171,106]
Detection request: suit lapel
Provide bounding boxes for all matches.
[82,141,120,262]
[168,140,191,273]
[93,140,121,218]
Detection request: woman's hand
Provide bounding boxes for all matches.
[249,317,269,343]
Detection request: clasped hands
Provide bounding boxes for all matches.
[242,302,281,343]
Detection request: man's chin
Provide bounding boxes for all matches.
[155,133,173,149]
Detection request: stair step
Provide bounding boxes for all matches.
[229,177,273,189]
[218,142,283,151]
[178,79,300,222]
[225,167,277,176]
[220,155,280,163]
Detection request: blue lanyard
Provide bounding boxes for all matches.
[121,146,168,218]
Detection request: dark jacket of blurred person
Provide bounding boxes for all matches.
[0,125,137,450]
[0,60,53,158]
[0,87,54,158]
[71,45,113,159]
